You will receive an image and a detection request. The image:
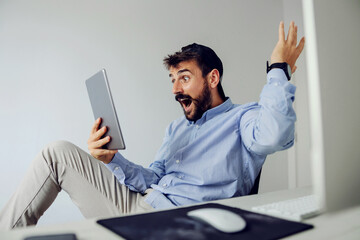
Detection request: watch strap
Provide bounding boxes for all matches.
[266,61,291,80]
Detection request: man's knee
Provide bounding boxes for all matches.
[41,140,80,164]
[44,140,76,154]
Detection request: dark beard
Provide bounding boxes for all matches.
[175,81,212,122]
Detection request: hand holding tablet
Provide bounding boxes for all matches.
[86,69,126,162]
[87,117,118,163]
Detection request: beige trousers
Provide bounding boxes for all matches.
[0,141,153,230]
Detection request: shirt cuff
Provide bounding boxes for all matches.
[267,68,290,85]
[144,189,176,210]
[266,68,296,98]
[105,153,127,183]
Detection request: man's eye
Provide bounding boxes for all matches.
[183,76,190,81]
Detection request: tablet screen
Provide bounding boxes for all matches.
[86,69,126,150]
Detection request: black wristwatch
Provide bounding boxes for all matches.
[266,61,292,81]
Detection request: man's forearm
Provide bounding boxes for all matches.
[105,153,160,193]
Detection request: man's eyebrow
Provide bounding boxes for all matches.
[169,69,192,78]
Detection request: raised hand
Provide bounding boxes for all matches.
[271,21,305,73]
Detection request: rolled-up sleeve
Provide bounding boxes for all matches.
[240,68,296,155]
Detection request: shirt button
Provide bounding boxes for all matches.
[176,160,180,164]
[274,82,279,86]
[163,183,167,187]
[114,167,119,171]
[195,125,199,128]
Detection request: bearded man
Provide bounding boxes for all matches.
[0,21,305,229]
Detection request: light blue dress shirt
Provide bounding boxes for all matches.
[106,69,296,209]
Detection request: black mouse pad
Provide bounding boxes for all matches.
[97,203,313,240]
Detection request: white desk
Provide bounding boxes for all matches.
[1,187,360,240]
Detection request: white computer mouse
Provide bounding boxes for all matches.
[187,208,246,233]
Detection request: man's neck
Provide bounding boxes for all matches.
[210,95,225,109]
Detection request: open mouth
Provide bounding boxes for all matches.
[176,95,193,113]
[179,98,192,112]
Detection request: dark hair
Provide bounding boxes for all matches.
[163,43,226,100]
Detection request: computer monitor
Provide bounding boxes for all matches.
[302,0,360,213]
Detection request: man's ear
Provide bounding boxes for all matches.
[207,69,220,89]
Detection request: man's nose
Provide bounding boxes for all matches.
[172,80,183,94]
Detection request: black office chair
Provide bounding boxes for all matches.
[248,169,262,195]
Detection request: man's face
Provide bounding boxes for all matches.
[169,60,212,121]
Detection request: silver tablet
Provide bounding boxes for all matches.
[86,69,126,150]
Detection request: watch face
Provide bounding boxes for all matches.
[287,64,292,78]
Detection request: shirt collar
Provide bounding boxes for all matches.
[187,97,233,125]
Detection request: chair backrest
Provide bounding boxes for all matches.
[248,169,262,195]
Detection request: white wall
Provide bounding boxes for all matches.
[0,0,308,225]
